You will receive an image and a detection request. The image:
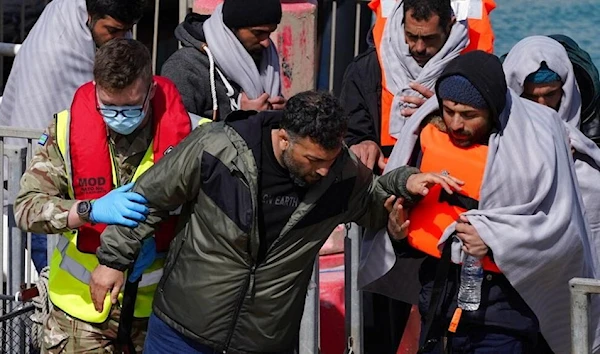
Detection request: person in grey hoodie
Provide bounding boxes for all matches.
[161,0,286,121]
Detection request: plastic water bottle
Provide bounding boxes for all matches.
[457,254,484,311]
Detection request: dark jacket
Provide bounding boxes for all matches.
[549,34,600,146]
[339,30,386,151]
[161,13,241,120]
[339,48,383,148]
[97,111,419,354]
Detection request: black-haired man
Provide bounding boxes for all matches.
[89,90,461,353]
[162,0,286,121]
[363,51,600,353]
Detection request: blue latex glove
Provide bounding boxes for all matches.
[90,182,149,227]
[128,237,157,282]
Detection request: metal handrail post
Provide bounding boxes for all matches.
[353,2,362,57]
[300,259,320,353]
[0,42,22,56]
[328,0,338,93]
[345,223,363,354]
[1,0,4,88]
[152,0,161,74]
[570,277,600,354]
[6,146,26,354]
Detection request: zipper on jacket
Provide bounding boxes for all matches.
[247,265,257,302]
[223,264,256,352]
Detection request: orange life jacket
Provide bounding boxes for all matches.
[407,124,500,273]
[369,0,496,155]
[69,76,192,254]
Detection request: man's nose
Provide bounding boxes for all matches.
[316,166,330,178]
[414,39,426,53]
[259,38,271,48]
[449,115,464,131]
[536,96,548,107]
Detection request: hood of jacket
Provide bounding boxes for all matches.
[548,34,600,118]
[175,12,210,48]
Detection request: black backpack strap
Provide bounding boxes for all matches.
[418,236,455,353]
[117,279,139,354]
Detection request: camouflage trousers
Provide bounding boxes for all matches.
[41,306,148,354]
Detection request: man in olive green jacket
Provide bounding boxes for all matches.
[89,91,461,354]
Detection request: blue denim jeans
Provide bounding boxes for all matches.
[144,313,216,354]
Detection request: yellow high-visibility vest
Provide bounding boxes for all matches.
[49,110,209,323]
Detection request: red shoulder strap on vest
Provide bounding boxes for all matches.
[149,77,192,252]
[69,82,112,253]
[150,76,192,160]
[69,78,191,254]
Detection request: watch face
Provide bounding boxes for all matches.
[77,201,91,215]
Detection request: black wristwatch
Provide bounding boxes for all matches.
[77,200,93,223]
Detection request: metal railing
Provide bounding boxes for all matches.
[319,0,373,94]
[0,43,20,57]
[0,126,45,354]
[570,277,600,354]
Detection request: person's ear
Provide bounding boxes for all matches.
[278,129,291,151]
[447,15,456,34]
[148,81,157,101]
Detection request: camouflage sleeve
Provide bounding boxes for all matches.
[14,120,77,234]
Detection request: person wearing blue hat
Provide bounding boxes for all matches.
[362,50,599,354]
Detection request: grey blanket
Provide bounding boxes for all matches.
[359,91,600,353]
[504,35,600,278]
[0,0,95,141]
[380,0,468,137]
[504,37,600,352]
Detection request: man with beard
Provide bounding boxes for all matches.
[340,0,469,172]
[87,90,462,353]
[161,0,286,121]
[14,38,194,353]
[0,0,145,277]
[361,51,600,353]
[339,1,468,351]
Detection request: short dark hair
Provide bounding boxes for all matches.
[281,91,348,151]
[86,0,146,25]
[94,38,152,92]
[403,0,452,29]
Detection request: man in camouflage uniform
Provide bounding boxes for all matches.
[14,38,195,353]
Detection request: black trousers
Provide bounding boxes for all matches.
[363,292,412,354]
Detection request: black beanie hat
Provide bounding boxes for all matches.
[435,51,507,126]
[437,75,488,110]
[223,0,283,29]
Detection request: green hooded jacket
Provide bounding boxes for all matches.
[96,110,419,354]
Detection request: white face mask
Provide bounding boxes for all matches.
[97,85,151,135]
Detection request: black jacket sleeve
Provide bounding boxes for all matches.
[339,48,383,147]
